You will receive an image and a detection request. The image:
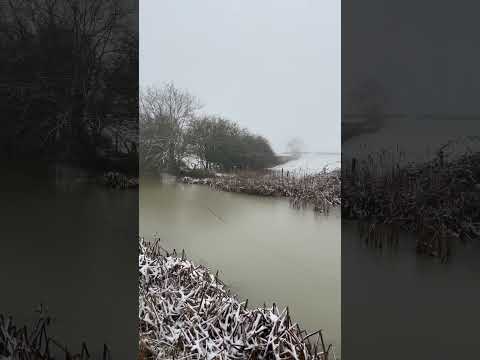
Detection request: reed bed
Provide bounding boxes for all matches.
[101,171,139,189]
[0,307,110,359]
[139,239,335,360]
[342,145,480,261]
[180,169,341,214]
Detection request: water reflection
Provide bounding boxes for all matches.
[0,168,138,358]
[342,220,480,360]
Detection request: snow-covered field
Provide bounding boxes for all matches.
[343,118,480,164]
[182,152,341,176]
[271,152,341,175]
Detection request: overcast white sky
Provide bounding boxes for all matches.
[140,0,340,153]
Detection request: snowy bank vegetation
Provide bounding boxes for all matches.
[181,169,341,214]
[139,239,335,360]
[342,142,480,262]
[270,153,341,176]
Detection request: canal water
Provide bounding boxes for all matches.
[0,167,138,358]
[342,117,480,359]
[140,176,341,356]
[342,220,480,360]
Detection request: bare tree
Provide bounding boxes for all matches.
[140,83,201,173]
[286,137,305,157]
[343,79,388,142]
[0,0,133,159]
[350,79,388,120]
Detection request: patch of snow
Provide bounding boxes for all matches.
[271,152,341,175]
[182,155,203,169]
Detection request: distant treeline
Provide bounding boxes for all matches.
[0,0,138,173]
[140,84,278,174]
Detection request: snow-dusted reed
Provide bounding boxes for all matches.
[139,239,335,360]
[342,146,480,262]
[180,170,341,214]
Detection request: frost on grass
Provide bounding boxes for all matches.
[139,239,335,360]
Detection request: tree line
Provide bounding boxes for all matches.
[0,0,138,173]
[140,83,279,174]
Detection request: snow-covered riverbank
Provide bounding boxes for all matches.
[180,170,341,214]
[139,239,335,359]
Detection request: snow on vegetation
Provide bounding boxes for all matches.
[139,239,335,360]
[271,153,341,176]
[342,141,480,262]
[181,170,341,214]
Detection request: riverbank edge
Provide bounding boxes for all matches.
[178,169,341,214]
[139,238,336,360]
[342,150,480,261]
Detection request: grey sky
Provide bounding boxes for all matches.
[343,0,480,116]
[140,0,340,153]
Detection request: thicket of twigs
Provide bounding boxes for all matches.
[0,308,110,359]
[101,171,139,189]
[139,239,335,360]
[180,169,341,214]
[342,146,480,261]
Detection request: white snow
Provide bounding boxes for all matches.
[139,239,334,359]
[271,152,341,175]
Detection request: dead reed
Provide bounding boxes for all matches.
[139,238,335,360]
[101,171,139,189]
[343,145,480,261]
[0,306,110,359]
[180,169,341,215]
